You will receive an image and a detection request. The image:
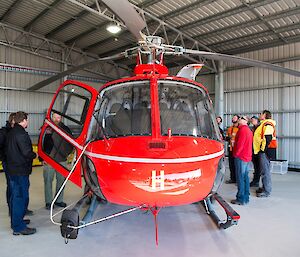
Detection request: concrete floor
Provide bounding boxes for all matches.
[0,167,300,257]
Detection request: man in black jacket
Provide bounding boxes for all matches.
[0,113,16,214]
[5,111,37,235]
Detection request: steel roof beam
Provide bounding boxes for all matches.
[195,6,300,42]
[0,0,23,21]
[210,23,300,50]
[158,0,215,21]
[239,0,287,43]
[23,0,64,31]
[0,22,131,81]
[138,0,161,9]
[46,4,96,38]
[66,0,216,71]
[177,0,277,32]
[64,0,156,45]
[225,35,300,55]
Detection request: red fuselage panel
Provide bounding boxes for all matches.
[86,137,223,206]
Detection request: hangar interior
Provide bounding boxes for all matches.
[0,0,300,256]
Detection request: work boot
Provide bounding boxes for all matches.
[13,227,36,236]
[25,209,34,216]
[256,187,264,194]
[257,191,270,198]
[225,179,236,184]
[54,202,67,208]
[23,219,30,225]
[250,181,259,187]
[230,199,244,205]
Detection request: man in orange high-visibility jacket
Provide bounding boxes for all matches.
[225,115,239,184]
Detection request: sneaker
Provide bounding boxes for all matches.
[13,227,36,236]
[23,219,30,225]
[225,179,236,184]
[256,187,264,194]
[230,199,244,205]
[25,209,34,216]
[54,202,67,208]
[257,191,270,198]
[250,181,259,187]
[45,203,51,210]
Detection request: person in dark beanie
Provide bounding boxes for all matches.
[250,116,261,187]
[0,112,16,214]
[5,111,37,235]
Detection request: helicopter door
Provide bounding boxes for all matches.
[38,80,99,187]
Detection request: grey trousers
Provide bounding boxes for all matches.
[43,163,66,204]
[258,152,272,195]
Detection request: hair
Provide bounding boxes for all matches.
[262,110,272,119]
[14,111,28,124]
[8,112,16,124]
[233,114,240,119]
[216,116,222,122]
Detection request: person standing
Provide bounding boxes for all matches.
[250,116,261,187]
[216,116,225,140]
[0,112,16,214]
[43,113,72,209]
[5,111,37,235]
[254,110,277,198]
[231,116,253,205]
[225,115,239,184]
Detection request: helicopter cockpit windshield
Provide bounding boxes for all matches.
[92,79,219,140]
[95,80,151,138]
[158,80,219,140]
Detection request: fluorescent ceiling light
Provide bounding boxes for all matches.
[106,23,121,34]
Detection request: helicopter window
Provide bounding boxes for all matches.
[158,80,218,139]
[51,84,91,138]
[93,81,151,138]
[41,126,75,171]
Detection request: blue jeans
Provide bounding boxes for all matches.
[258,152,271,195]
[9,175,30,232]
[2,161,11,212]
[234,158,250,204]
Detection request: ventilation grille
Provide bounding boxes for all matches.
[149,141,166,149]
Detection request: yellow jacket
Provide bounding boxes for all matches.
[253,119,276,154]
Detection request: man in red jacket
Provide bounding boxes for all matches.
[231,116,253,205]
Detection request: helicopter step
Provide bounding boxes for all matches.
[203,193,240,229]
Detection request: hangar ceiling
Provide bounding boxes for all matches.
[0,0,299,79]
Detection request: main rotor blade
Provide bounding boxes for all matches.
[185,49,300,77]
[102,0,146,41]
[28,52,126,91]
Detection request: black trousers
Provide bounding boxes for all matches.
[228,150,236,182]
[251,154,260,183]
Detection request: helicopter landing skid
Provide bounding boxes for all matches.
[203,193,240,229]
[60,196,145,243]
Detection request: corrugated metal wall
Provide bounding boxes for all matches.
[0,44,103,143]
[223,42,300,169]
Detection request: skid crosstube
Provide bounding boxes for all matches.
[204,193,240,229]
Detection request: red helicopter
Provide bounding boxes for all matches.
[34,0,300,244]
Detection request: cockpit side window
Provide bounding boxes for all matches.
[158,80,219,139]
[51,84,91,138]
[94,81,151,138]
